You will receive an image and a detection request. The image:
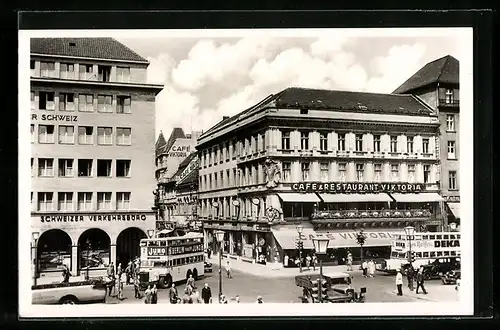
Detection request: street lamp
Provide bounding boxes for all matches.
[311,235,330,303]
[404,226,415,270]
[215,230,225,302]
[296,225,303,273]
[147,229,155,239]
[85,238,91,280]
[32,232,40,286]
[356,229,367,266]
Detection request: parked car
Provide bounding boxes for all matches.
[442,269,461,285]
[295,272,366,303]
[421,257,460,280]
[204,261,213,273]
[32,278,109,305]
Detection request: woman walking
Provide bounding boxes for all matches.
[144,285,152,304]
[151,284,158,304]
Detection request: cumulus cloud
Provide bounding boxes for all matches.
[147,53,176,85]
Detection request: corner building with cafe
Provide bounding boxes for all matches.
[29,38,163,280]
[197,87,444,266]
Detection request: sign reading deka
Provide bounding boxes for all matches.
[292,182,424,193]
[40,214,148,223]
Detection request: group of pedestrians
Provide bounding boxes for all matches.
[396,265,428,296]
[361,260,376,278]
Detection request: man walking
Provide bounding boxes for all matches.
[133,275,141,299]
[362,260,368,278]
[186,274,195,291]
[346,252,353,271]
[407,266,415,291]
[169,283,179,304]
[62,264,71,283]
[225,260,232,279]
[396,268,403,296]
[201,283,212,304]
[415,266,428,295]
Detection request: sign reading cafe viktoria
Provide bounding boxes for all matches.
[291,182,424,194]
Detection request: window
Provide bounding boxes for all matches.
[39,91,55,110]
[219,145,223,162]
[282,131,291,150]
[31,158,34,176]
[117,96,131,114]
[97,192,112,210]
[391,164,399,181]
[38,192,53,211]
[320,162,329,182]
[59,93,75,111]
[97,127,113,145]
[38,125,55,143]
[447,141,456,159]
[58,125,74,144]
[116,67,131,83]
[423,165,430,183]
[214,172,218,188]
[232,169,237,186]
[98,65,111,82]
[30,124,35,143]
[408,164,415,183]
[446,114,455,131]
[338,163,346,182]
[356,164,364,181]
[78,126,93,144]
[79,64,94,80]
[60,63,75,79]
[261,134,266,152]
[300,109,308,115]
[232,140,237,159]
[374,163,382,182]
[116,160,131,177]
[212,147,217,165]
[97,95,113,112]
[300,132,309,150]
[445,89,454,104]
[116,192,131,210]
[283,162,291,182]
[58,192,73,211]
[30,60,35,73]
[226,169,230,186]
[373,135,381,152]
[407,136,414,153]
[209,174,212,189]
[38,158,54,177]
[225,144,230,161]
[40,61,55,77]
[116,128,132,145]
[320,132,328,151]
[58,159,74,177]
[338,133,346,151]
[78,192,92,211]
[220,170,224,186]
[78,94,94,112]
[422,138,430,153]
[301,162,310,181]
[449,171,457,190]
[355,134,363,152]
[97,159,112,177]
[78,159,93,177]
[390,136,398,153]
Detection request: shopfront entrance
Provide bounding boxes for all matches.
[77,228,110,271]
[116,227,147,267]
[37,229,72,274]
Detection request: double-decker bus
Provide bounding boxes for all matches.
[376,232,461,274]
[138,232,204,288]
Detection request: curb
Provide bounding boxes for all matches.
[390,290,435,302]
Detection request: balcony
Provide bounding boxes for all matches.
[439,99,459,107]
[311,208,432,221]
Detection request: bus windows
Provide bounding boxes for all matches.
[443,251,450,256]
[429,235,435,240]
[450,251,456,256]
[140,241,146,247]
[391,252,398,258]
[437,251,443,257]
[148,241,159,247]
[160,241,167,246]
[416,252,422,258]
[423,252,429,258]
[430,252,436,258]
[443,235,449,239]
[436,235,442,239]
[423,235,428,240]
[450,235,456,240]
[457,234,461,239]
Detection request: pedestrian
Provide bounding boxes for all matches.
[235,295,240,303]
[107,275,115,297]
[117,275,124,300]
[219,294,228,304]
[284,254,289,268]
[312,254,317,271]
[169,283,179,304]
[396,268,403,296]
[191,286,202,304]
[295,257,300,268]
[134,275,141,299]
[182,291,193,304]
[151,284,158,304]
[362,260,368,277]
[144,285,152,304]
[346,252,353,271]
[201,283,212,304]
[368,259,375,278]
[125,262,132,285]
[225,260,232,279]
[455,278,460,291]
[256,296,263,304]
[117,263,122,280]
[62,264,71,283]
[407,266,415,291]
[415,266,428,295]
[186,274,195,291]
[207,247,212,259]
[306,255,311,270]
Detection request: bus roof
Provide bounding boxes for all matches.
[141,232,203,241]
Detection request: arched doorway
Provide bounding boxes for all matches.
[78,229,110,271]
[116,228,146,267]
[37,229,72,273]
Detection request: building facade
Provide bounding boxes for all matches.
[393,55,460,230]
[197,87,443,266]
[30,38,163,278]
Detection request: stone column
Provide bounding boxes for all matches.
[71,245,78,276]
[229,232,234,254]
[110,244,117,266]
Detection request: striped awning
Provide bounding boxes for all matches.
[277,193,321,203]
[319,193,392,203]
[390,193,443,203]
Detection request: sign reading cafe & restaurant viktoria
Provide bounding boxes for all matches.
[291,182,424,193]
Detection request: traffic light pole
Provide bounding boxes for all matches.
[318,259,323,303]
[408,235,413,269]
[299,244,303,273]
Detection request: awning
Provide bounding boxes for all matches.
[272,227,315,250]
[319,193,392,203]
[314,229,405,248]
[277,193,321,203]
[390,193,443,203]
[447,202,460,219]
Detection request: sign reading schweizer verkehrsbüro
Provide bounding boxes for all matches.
[291,182,424,193]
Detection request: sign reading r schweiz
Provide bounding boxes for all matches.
[291,182,424,193]
[40,214,148,223]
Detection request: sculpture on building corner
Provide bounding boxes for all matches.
[265,207,281,224]
[264,157,281,188]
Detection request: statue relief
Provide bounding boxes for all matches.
[264,157,281,189]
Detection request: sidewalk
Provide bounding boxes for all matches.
[390,283,459,302]
[209,254,361,278]
[35,274,87,285]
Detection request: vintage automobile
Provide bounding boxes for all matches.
[204,261,213,273]
[295,272,366,303]
[421,257,461,280]
[441,269,461,285]
[31,278,109,305]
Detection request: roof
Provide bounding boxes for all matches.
[30,38,149,63]
[178,152,198,169]
[155,132,167,156]
[157,127,186,156]
[176,169,199,187]
[393,55,459,94]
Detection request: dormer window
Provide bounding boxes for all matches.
[445,89,454,104]
[69,42,76,47]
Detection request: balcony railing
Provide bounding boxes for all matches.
[439,99,459,107]
[311,208,432,220]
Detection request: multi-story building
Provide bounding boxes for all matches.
[197,87,443,266]
[393,55,460,230]
[30,38,163,278]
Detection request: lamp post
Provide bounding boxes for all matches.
[296,225,303,273]
[311,235,330,303]
[356,229,367,266]
[215,230,225,302]
[85,238,91,280]
[32,232,40,286]
[404,226,415,270]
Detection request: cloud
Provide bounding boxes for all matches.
[147,53,176,85]
[155,86,199,135]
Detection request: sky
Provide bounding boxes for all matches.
[115,30,465,139]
